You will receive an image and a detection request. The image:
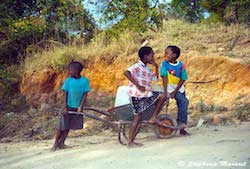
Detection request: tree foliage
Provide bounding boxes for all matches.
[167,0,250,24]
[0,0,96,64]
[167,0,205,23]
[86,0,166,39]
[201,0,250,24]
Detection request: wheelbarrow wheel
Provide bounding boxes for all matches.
[153,114,178,139]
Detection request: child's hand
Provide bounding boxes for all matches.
[136,85,146,92]
[77,107,83,112]
[63,107,68,115]
[150,59,158,67]
[170,91,177,98]
[162,92,170,99]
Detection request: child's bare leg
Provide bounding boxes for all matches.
[148,94,166,124]
[127,114,142,146]
[51,130,62,151]
[58,130,69,148]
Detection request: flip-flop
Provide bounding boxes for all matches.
[180,129,191,136]
[127,142,144,148]
[58,144,71,149]
[50,145,58,152]
[133,142,144,146]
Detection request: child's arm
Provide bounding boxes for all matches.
[162,76,170,112]
[63,91,68,114]
[170,80,185,98]
[124,70,145,92]
[170,63,187,98]
[150,59,159,79]
[162,76,168,94]
[78,92,88,112]
[160,61,168,96]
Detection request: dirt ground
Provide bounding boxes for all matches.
[0,122,250,169]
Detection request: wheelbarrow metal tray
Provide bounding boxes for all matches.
[108,104,155,121]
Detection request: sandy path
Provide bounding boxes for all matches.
[0,123,250,169]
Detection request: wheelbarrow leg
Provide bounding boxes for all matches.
[118,124,127,145]
[122,124,128,140]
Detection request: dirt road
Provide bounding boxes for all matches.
[1,123,249,169]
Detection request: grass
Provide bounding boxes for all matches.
[24,19,250,72]
[233,95,250,121]
[0,64,25,112]
[234,103,250,121]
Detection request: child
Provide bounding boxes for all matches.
[160,45,189,135]
[125,46,167,147]
[51,61,91,151]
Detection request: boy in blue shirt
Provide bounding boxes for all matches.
[51,61,91,151]
[160,46,190,135]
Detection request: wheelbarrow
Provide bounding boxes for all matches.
[68,101,178,145]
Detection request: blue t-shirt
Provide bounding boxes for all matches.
[62,76,91,108]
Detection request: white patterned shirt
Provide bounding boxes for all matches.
[127,60,158,98]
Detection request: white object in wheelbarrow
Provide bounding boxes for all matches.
[114,86,131,107]
[152,84,164,92]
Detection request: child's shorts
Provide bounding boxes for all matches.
[131,91,161,114]
[56,107,84,131]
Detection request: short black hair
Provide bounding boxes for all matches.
[138,46,153,60]
[167,45,181,59]
[68,61,83,72]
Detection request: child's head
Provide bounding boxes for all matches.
[165,45,180,62]
[68,61,83,78]
[138,46,154,64]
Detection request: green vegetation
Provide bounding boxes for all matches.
[2,0,249,65]
[98,0,165,33]
[233,95,250,121]
[168,0,205,23]
[0,0,96,64]
[24,19,250,72]
[169,0,250,24]
[201,0,250,24]
[0,64,25,111]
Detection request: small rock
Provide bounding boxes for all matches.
[196,119,204,128]
[218,47,225,52]
[5,112,15,117]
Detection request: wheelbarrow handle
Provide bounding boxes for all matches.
[68,111,114,127]
[82,107,112,118]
